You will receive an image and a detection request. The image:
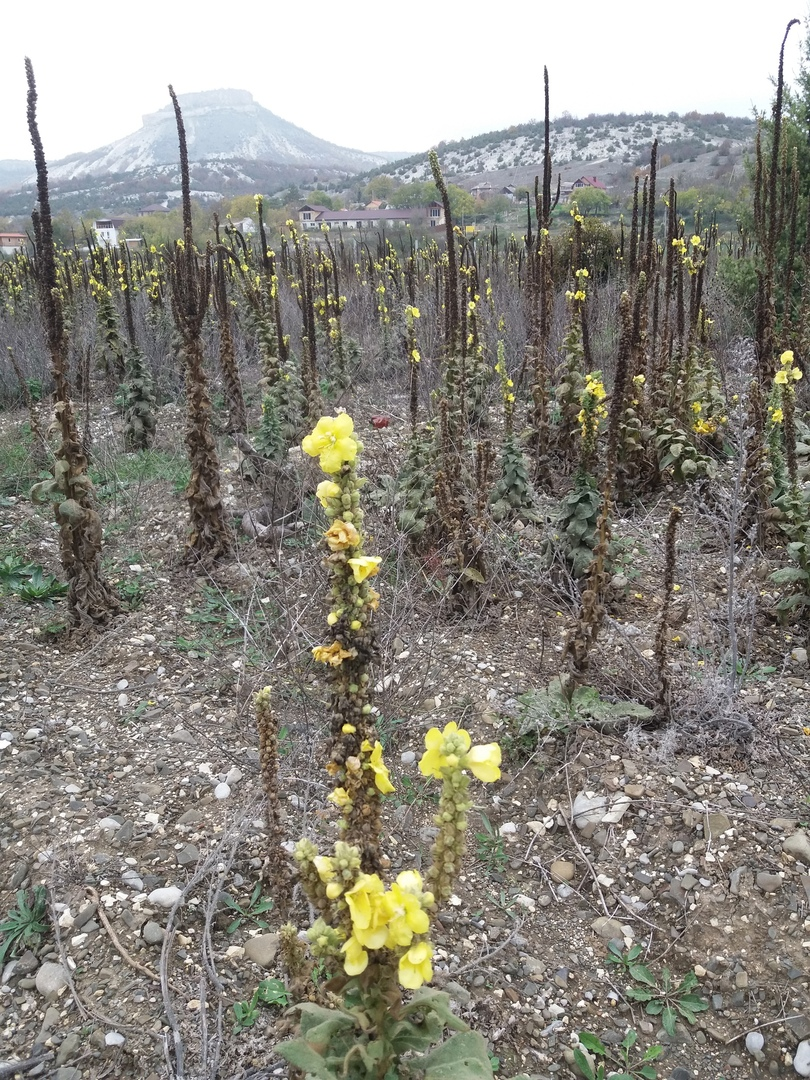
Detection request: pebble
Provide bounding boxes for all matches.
[591,916,625,939]
[796,1039,810,1077]
[177,844,200,867]
[55,1033,81,1066]
[756,871,783,893]
[105,1031,126,1047]
[148,886,182,909]
[550,860,575,883]
[746,1031,764,1054]
[35,962,69,998]
[98,817,122,832]
[401,751,416,765]
[214,783,231,800]
[244,933,279,967]
[121,870,144,891]
[671,841,685,855]
[225,766,243,787]
[784,831,810,864]
[142,920,166,945]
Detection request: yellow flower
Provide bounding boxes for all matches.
[328,787,352,808]
[347,556,381,583]
[411,349,421,363]
[771,407,784,424]
[793,366,803,381]
[327,612,339,626]
[342,934,369,976]
[691,401,702,414]
[361,740,395,793]
[419,722,501,783]
[341,723,356,734]
[312,641,355,666]
[345,873,388,948]
[780,349,795,367]
[302,413,359,474]
[316,480,341,506]
[398,941,433,989]
[632,374,645,385]
[383,871,432,947]
[324,519,361,551]
[690,235,701,247]
[774,370,788,385]
[464,742,502,783]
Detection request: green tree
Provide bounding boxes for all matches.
[362,174,399,203]
[305,190,335,209]
[572,187,611,216]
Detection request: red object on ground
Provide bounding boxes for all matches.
[370,415,390,429]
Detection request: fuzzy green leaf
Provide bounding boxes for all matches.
[419,1030,495,1080]
[401,987,467,1031]
[275,1038,338,1080]
[770,567,808,585]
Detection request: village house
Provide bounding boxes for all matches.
[298,203,445,231]
[0,233,28,256]
[562,176,608,202]
[93,218,126,246]
[136,203,171,217]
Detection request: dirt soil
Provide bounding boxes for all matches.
[1,395,809,1080]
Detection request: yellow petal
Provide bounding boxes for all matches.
[465,743,502,783]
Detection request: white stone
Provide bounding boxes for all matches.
[117,680,129,690]
[147,886,183,909]
[745,1031,764,1054]
[118,694,129,708]
[105,1031,126,1047]
[794,1039,810,1077]
[400,751,416,765]
[214,783,231,800]
[35,962,69,997]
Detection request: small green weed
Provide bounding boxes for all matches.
[233,977,289,1032]
[607,942,708,1036]
[573,1029,663,1080]
[0,554,36,591]
[475,814,509,872]
[221,882,275,934]
[117,577,149,611]
[3,563,68,603]
[0,886,50,964]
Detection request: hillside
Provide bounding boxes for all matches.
[361,110,755,192]
[0,90,407,216]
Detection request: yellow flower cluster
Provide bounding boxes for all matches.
[418,721,501,783]
[693,418,718,436]
[341,869,434,986]
[769,405,784,424]
[775,351,802,385]
[302,413,360,473]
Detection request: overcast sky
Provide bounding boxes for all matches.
[4,1,808,165]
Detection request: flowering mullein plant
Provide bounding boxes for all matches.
[279,413,507,1080]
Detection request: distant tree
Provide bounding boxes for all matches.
[572,187,611,216]
[305,190,335,209]
[483,194,511,222]
[362,174,399,202]
[286,184,302,205]
[222,194,260,220]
